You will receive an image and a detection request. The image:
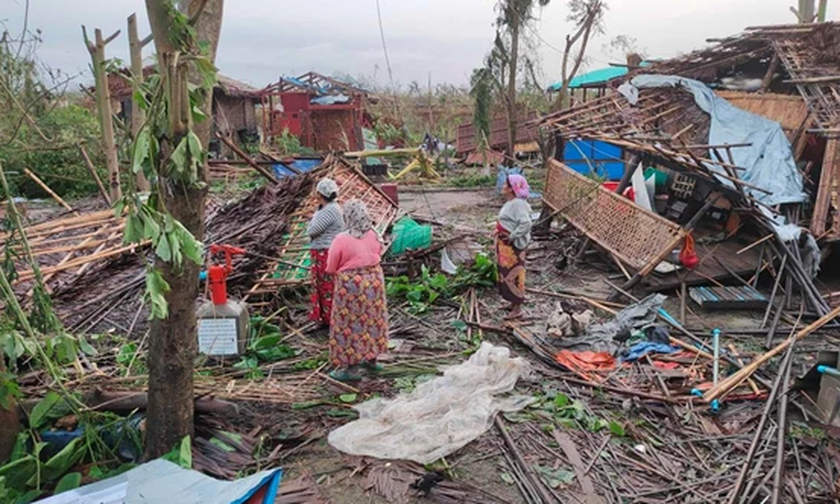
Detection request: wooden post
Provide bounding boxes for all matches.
[128,13,152,192]
[83,26,122,203]
[759,54,780,93]
[811,138,839,237]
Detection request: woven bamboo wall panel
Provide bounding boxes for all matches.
[544,160,682,270]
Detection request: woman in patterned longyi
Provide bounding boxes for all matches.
[325,199,389,382]
[496,174,533,320]
[306,178,344,328]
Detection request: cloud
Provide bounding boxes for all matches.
[7,0,837,89]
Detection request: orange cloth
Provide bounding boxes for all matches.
[555,350,616,373]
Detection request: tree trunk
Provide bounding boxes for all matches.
[143,0,223,461]
[0,359,20,463]
[506,14,520,160]
[128,14,151,192]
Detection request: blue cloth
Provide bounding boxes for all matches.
[621,342,678,362]
[630,75,806,206]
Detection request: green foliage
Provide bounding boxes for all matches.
[161,436,192,469]
[232,316,300,379]
[53,472,81,494]
[534,464,575,489]
[527,391,626,436]
[470,68,494,150]
[274,129,317,157]
[0,30,107,200]
[386,254,496,314]
[448,173,495,188]
[0,105,106,200]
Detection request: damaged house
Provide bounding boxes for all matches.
[108,68,261,154]
[540,21,838,322]
[259,72,373,152]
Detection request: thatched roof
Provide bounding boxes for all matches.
[107,67,260,101]
[216,74,260,99]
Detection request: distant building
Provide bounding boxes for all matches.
[259,72,373,152]
[106,68,261,153]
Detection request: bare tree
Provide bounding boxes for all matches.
[553,0,606,111]
[142,0,224,460]
[83,26,122,202]
[791,0,828,22]
[497,0,550,159]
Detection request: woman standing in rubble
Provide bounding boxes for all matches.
[306,178,345,328]
[325,199,389,382]
[496,174,532,320]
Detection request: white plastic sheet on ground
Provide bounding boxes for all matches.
[328,342,533,464]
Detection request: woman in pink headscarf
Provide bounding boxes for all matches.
[496,174,533,320]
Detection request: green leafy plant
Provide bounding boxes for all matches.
[274,128,317,157]
[386,255,496,314]
[232,316,299,379]
[448,174,495,188]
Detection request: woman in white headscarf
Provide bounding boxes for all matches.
[325,199,389,381]
[306,178,344,328]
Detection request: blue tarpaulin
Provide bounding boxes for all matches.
[548,62,651,91]
[630,75,807,206]
[272,158,323,178]
[310,94,351,106]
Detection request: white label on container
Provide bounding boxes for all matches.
[198,318,239,355]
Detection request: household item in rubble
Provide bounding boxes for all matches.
[379,183,399,205]
[327,342,532,464]
[390,216,432,255]
[679,234,699,269]
[197,244,250,356]
[551,294,667,355]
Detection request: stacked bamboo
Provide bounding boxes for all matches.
[0,210,138,297]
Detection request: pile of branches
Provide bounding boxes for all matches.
[206,172,317,295]
[51,171,321,335]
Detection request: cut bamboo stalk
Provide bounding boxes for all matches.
[79,145,111,206]
[23,168,76,214]
[704,303,840,402]
[14,241,148,282]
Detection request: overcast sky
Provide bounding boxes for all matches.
[4,0,837,90]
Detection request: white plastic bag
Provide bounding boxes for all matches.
[328,342,532,464]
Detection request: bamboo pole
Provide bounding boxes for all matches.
[704,303,840,402]
[23,169,76,214]
[78,145,111,206]
[14,242,148,282]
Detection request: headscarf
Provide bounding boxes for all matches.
[316,178,339,200]
[507,174,530,200]
[343,199,373,239]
